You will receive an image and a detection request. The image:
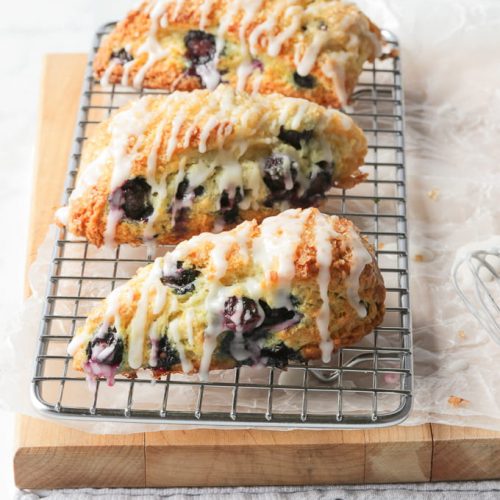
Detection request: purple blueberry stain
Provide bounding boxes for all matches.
[184,30,222,89]
[258,299,303,331]
[110,177,153,221]
[184,30,216,65]
[156,335,181,370]
[110,48,134,64]
[160,261,200,295]
[223,296,264,333]
[219,187,243,223]
[262,153,298,200]
[84,327,124,386]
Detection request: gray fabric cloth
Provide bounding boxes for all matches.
[16,482,500,499]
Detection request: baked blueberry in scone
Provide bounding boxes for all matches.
[68,208,386,384]
[94,0,383,108]
[55,87,368,247]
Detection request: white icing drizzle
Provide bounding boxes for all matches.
[172,0,185,21]
[214,151,244,207]
[199,0,216,29]
[169,317,193,373]
[345,227,373,318]
[100,60,118,88]
[132,2,173,89]
[321,54,349,108]
[69,150,110,201]
[128,259,163,369]
[185,308,195,345]
[102,98,156,245]
[68,285,123,358]
[199,116,220,153]
[99,0,379,100]
[74,207,377,381]
[267,6,302,57]
[182,107,208,149]
[163,221,253,379]
[290,100,310,130]
[313,213,340,363]
[166,108,187,160]
[147,105,170,177]
[252,209,310,307]
[194,61,221,91]
[236,59,256,93]
[121,59,135,86]
[238,0,264,50]
[104,207,125,247]
[248,17,276,56]
[55,206,69,226]
[296,29,329,77]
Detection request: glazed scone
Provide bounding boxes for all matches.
[56,87,368,247]
[94,0,382,108]
[68,208,386,383]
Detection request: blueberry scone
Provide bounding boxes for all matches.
[56,87,367,247]
[94,0,382,108]
[68,208,386,383]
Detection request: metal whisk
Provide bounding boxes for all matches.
[452,237,500,344]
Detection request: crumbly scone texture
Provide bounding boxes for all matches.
[57,87,367,247]
[93,0,382,108]
[69,208,386,381]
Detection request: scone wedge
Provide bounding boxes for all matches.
[68,208,386,383]
[56,87,368,247]
[94,0,382,108]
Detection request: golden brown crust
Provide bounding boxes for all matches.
[93,0,383,108]
[69,209,385,380]
[58,88,368,247]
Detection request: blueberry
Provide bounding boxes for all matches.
[113,177,153,221]
[175,178,189,200]
[261,342,301,368]
[305,160,334,198]
[293,71,316,89]
[220,187,243,223]
[111,48,133,64]
[184,30,216,65]
[86,327,123,366]
[193,185,205,196]
[223,296,264,333]
[259,300,297,328]
[156,336,181,370]
[160,261,200,294]
[262,154,297,198]
[175,177,205,200]
[278,127,314,150]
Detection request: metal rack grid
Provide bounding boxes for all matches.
[31,24,412,429]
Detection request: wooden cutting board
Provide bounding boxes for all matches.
[14,54,500,489]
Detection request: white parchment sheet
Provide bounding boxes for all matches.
[1,0,500,433]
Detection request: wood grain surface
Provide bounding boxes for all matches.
[13,53,500,489]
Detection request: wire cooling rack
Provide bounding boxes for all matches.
[31,25,412,429]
